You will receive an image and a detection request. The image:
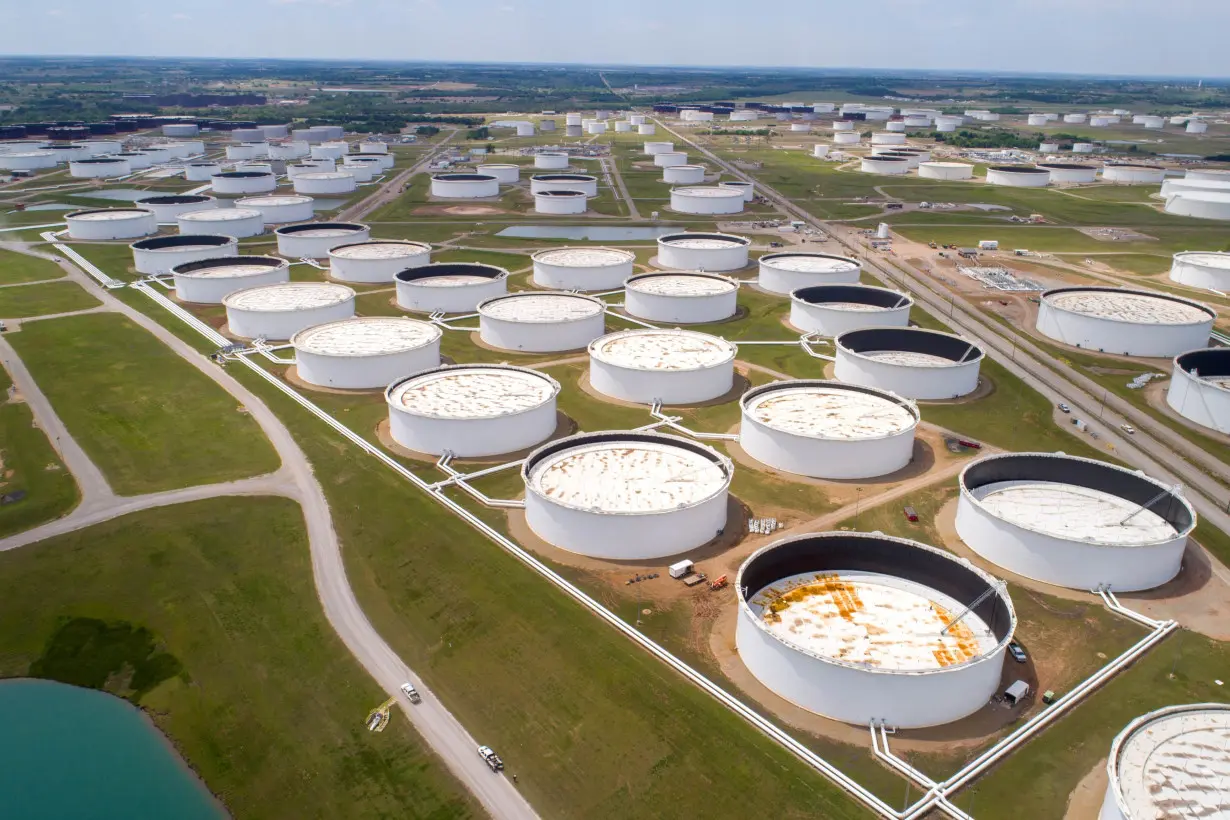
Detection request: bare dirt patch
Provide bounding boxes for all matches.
[1064,758,1108,820]
[414,205,509,216]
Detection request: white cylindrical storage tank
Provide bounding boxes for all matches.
[903,115,930,127]
[638,124,656,135]
[477,292,606,353]
[935,118,960,133]
[534,189,588,214]
[832,120,854,131]
[586,121,608,135]
[225,144,262,161]
[919,161,974,180]
[986,165,1051,187]
[654,151,688,168]
[288,159,337,178]
[1140,115,1165,129]
[629,114,646,125]
[177,207,265,239]
[131,235,239,275]
[790,123,812,133]
[172,255,290,304]
[431,172,500,198]
[356,140,385,154]
[292,171,356,195]
[1072,142,1096,153]
[269,141,309,160]
[234,194,315,224]
[223,281,355,340]
[342,154,384,170]
[1168,347,1230,434]
[1036,286,1214,357]
[311,142,348,160]
[211,171,277,195]
[275,222,370,259]
[291,129,321,144]
[69,157,130,178]
[45,144,90,163]
[834,327,984,400]
[1187,120,1209,134]
[719,180,755,201]
[1027,114,1049,126]
[885,121,906,133]
[1038,141,1060,153]
[614,121,633,133]
[134,194,216,222]
[184,161,221,181]
[64,208,157,241]
[162,123,199,137]
[1038,162,1098,184]
[1101,163,1166,184]
[522,431,732,559]
[80,140,122,157]
[336,162,374,183]
[870,131,907,146]
[0,151,57,171]
[657,232,750,272]
[1164,191,1230,220]
[534,152,570,170]
[1163,178,1230,197]
[737,531,1015,729]
[670,186,744,215]
[1064,113,1087,123]
[328,240,431,284]
[1170,251,1230,290]
[789,284,913,336]
[292,316,441,390]
[623,272,738,324]
[813,144,830,158]
[169,140,204,157]
[644,141,674,155]
[529,174,598,196]
[539,119,557,131]
[876,151,923,169]
[1090,116,1113,127]
[860,155,909,175]
[1185,168,1230,183]
[531,247,634,290]
[833,132,860,146]
[565,113,583,127]
[476,164,520,184]
[516,123,536,137]
[395,262,509,313]
[812,103,835,114]
[386,364,561,458]
[588,328,737,404]
[1100,704,1230,820]
[259,125,289,140]
[115,151,153,169]
[231,128,264,143]
[662,164,705,184]
[957,452,1195,592]
[739,380,918,479]
[758,251,861,295]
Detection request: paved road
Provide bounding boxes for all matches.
[339,130,460,223]
[0,248,539,820]
[602,155,642,220]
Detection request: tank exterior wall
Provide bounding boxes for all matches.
[184,163,221,181]
[654,152,689,168]
[790,300,910,336]
[835,349,980,400]
[476,165,520,183]
[175,266,288,304]
[396,277,507,313]
[1036,301,1212,358]
[226,298,355,341]
[644,141,674,154]
[1164,194,1230,220]
[860,158,909,175]
[133,240,239,275]
[529,177,597,196]
[388,401,557,458]
[293,174,357,195]
[277,228,371,259]
[670,190,744,214]
[625,287,737,324]
[177,211,265,238]
[431,177,499,198]
[987,169,1051,187]
[235,198,314,223]
[659,242,749,272]
[663,165,705,184]
[296,344,440,390]
[638,124,656,135]
[137,197,216,222]
[954,493,1186,591]
[1043,166,1099,184]
[919,163,973,180]
[70,159,130,178]
[760,264,859,295]
[740,412,914,479]
[588,357,734,404]
[479,312,605,353]
[535,193,588,214]
[330,247,430,284]
[1167,365,1230,433]
[535,154,570,169]
[532,258,633,290]
[1103,165,1166,184]
[211,174,277,194]
[1170,255,1230,290]
[66,212,157,240]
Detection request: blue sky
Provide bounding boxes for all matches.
[6,0,1230,78]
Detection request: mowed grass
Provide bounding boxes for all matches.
[7,313,279,494]
[230,362,871,820]
[0,497,478,819]
[0,248,66,284]
[0,280,99,318]
[0,364,79,537]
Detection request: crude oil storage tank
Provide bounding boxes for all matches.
[1165,191,1230,220]
[834,327,984,400]
[1102,163,1166,184]
[1038,162,1098,184]
[386,364,561,457]
[1186,168,1230,183]
[1167,347,1230,433]
[719,180,755,201]
[1170,251,1230,290]
[529,173,598,196]
[1072,143,1096,153]
[1101,704,1230,820]
[0,151,56,171]
[172,255,290,304]
[870,131,907,146]
[535,190,588,214]
[638,124,656,135]
[131,235,239,275]
[670,186,745,215]
[395,262,509,313]
[328,240,431,284]
[522,431,732,559]
[833,132,860,146]
[956,452,1195,591]
[184,161,221,181]
[531,247,634,290]
[919,161,974,180]
[1036,286,1214,357]
[477,292,606,352]
[588,328,737,404]
[1160,177,1230,197]
[176,207,264,239]
[813,144,830,158]
[739,380,918,479]
[476,164,520,184]
[69,157,130,178]
[657,232,750,272]
[860,155,909,175]
[291,316,442,390]
[269,141,309,160]
[654,151,689,168]
[644,141,674,155]
[292,171,356,195]
[986,166,1051,187]
[134,194,216,222]
[790,284,913,337]
[535,152,570,170]
[234,194,315,224]
[65,208,157,241]
[663,164,706,184]
[211,171,277,195]
[623,272,739,324]
[275,222,370,259]
[875,151,923,170]
[759,251,861,294]
[431,173,499,198]
[736,531,1015,728]
[223,281,355,340]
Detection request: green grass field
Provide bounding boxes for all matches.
[0,497,478,819]
[0,364,79,537]
[0,280,99,318]
[7,313,279,494]
[0,248,66,284]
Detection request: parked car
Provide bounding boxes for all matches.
[1008,642,1028,664]
[1058,403,1070,413]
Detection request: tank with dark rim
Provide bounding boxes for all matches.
[130,234,235,252]
[211,170,274,179]
[658,231,751,247]
[838,326,985,363]
[394,261,510,284]
[530,173,598,182]
[431,172,498,182]
[1041,285,1216,322]
[273,221,369,238]
[791,283,914,309]
[988,165,1049,174]
[1175,347,1230,382]
[170,255,289,276]
[136,194,214,206]
[1038,162,1096,170]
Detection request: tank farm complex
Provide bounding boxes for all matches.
[6,98,1230,820]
